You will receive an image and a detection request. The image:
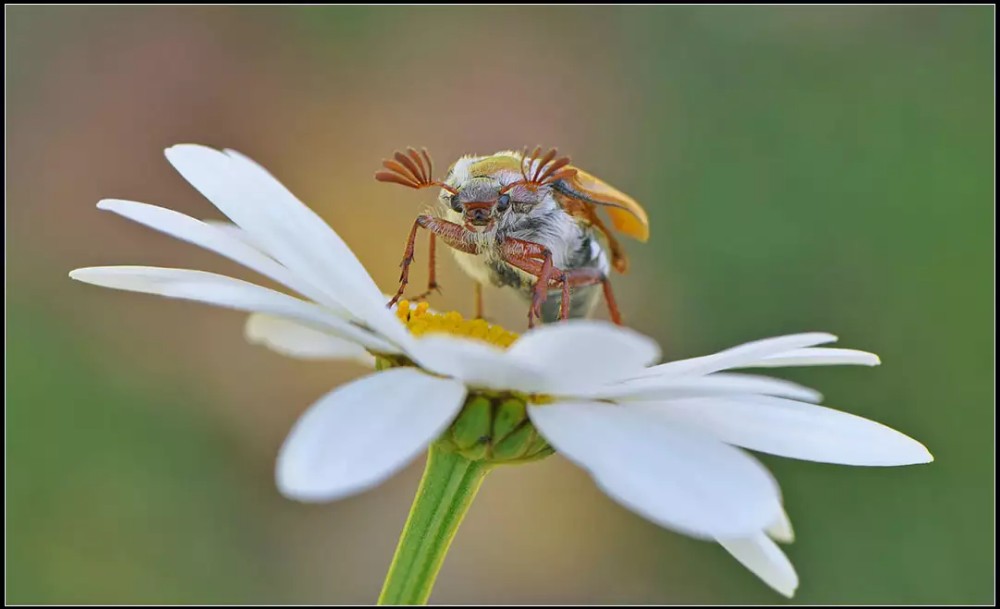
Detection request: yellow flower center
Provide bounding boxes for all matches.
[394,299,520,349]
[382,301,552,465]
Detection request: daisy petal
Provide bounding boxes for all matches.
[201,219,271,254]
[411,335,550,392]
[164,145,339,297]
[633,333,838,380]
[222,147,378,295]
[96,199,342,313]
[164,145,409,347]
[746,348,881,368]
[245,314,375,365]
[528,401,783,540]
[767,507,795,543]
[718,533,798,598]
[507,320,661,392]
[69,266,399,354]
[276,368,466,501]
[632,395,933,466]
[590,372,822,403]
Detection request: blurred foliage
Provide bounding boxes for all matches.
[6,301,287,604]
[6,5,993,604]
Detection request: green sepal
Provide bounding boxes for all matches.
[525,430,554,458]
[450,395,492,451]
[491,423,535,461]
[492,398,527,443]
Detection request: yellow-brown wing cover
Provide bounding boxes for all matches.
[558,168,649,242]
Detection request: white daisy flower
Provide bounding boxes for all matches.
[70,144,932,599]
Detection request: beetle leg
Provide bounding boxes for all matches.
[388,218,422,308]
[500,252,554,328]
[499,236,625,326]
[473,282,485,319]
[558,267,624,326]
[530,252,558,326]
[407,232,443,302]
[601,276,623,325]
[499,237,563,328]
[560,273,570,320]
[586,208,629,274]
[389,216,476,308]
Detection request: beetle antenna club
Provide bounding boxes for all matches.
[375,147,458,194]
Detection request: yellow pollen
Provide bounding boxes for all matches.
[394,300,519,348]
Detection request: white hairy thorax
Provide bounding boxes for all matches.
[433,152,610,318]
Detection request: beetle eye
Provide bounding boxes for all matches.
[450,194,462,212]
[496,194,511,210]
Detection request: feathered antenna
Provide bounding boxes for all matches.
[375,148,458,194]
[501,146,576,194]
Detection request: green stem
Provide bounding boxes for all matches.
[378,444,490,605]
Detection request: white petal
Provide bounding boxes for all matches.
[245,314,375,365]
[592,372,822,403]
[276,368,466,501]
[96,199,343,314]
[163,145,409,347]
[69,266,399,354]
[506,320,661,393]
[528,401,783,540]
[767,507,795,543]
[410,335,550,392]
[201,219,271,253]
[632,395,934,466]
[746,348,881,368]
[718,533,798,598]
[222,148,409,343]
[631,333,838,380]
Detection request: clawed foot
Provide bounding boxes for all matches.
[407,282,442,303]
[528,284,548,328]
[387,258,414,308]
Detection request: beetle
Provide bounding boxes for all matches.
[375,147,649,327]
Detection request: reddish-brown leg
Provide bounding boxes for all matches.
[532,253,558,325]
[500,237,625,326]
[473,282,485,319]
[560,276,571,320]
[558,266,624,326]
[389,216,477,307]
[408,232,442,302]
[601,276,623,325]
[388,219,422,308]
[587,209,629,274]
[500,237,564,328]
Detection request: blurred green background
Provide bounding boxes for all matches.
[6,6,993,604]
